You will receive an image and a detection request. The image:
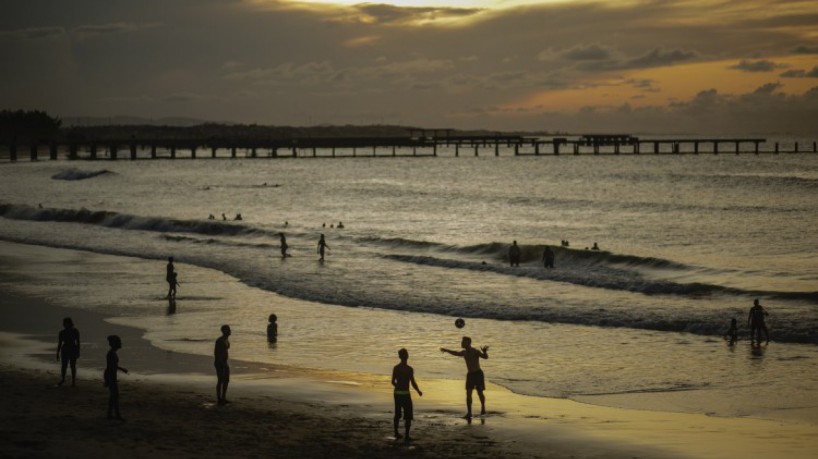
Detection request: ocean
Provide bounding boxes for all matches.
[1,147,817,422]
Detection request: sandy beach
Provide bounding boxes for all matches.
[2,242,818,458]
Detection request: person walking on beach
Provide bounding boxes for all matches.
[509,240,521,267]
[166,257,175,299]
[214,325,231,405]
[748,299,770,344]
[542,246,555,269]
[169,272,180,299]
[104,335,128,420]
[317,234,330,261]
[392,348,423,442]
[279,233,289,258]
[56,317,80,386]
[441,337,489,419]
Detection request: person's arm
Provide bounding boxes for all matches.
[391,367,398,388]
[76,331,80,359]
[56,333,62,360]
[410,370,422,396]
[479,345,490,359]
[118,366,128,374]
[747,309,752,326]
[440,348,464,356]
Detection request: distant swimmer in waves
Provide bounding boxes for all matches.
[508,240,521,267]
[542,246,555,269]
[234,213,242,221]
[591,242,600,251]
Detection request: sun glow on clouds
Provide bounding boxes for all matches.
[249,0,570,10]
[509,56,818,113]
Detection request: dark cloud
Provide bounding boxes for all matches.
[561,44,613,61]
[792,44,818,54]
[780,66,818,78]
[73,22,160,39]
[0,27,64,40]
[577,48,697,72]
[729,59,783,72]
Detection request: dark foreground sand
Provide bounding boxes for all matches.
[0,365,539,459]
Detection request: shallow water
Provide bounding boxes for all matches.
[1,152,817,421]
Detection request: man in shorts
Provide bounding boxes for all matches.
[441,336,489,419]
[391,348,422,442]
[214,325,231,405]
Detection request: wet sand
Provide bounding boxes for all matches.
[2,242,818,458]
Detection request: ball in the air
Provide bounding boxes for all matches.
[455,318,466,329]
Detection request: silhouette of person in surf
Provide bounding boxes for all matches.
[56,317,80,386]
[724,318,738,344]
[169,272,180,299]
[166,257,175,299]
[279,233,289,258]
[317,234,330,261]
[392,348,422,442]
[591,242,600,251]
[441,336,489,419]
[267,314,278,342]
[509,240,521,267]
[214,325,231,405]
[104,335,128,420]
[542,246,555,269]
[748,299,769,344]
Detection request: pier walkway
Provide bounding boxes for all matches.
[3,134,817,161]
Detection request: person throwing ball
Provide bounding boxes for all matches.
[441,336,489,419]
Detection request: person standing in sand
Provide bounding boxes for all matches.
[441,337,489,419]
[317,234,330,261]
[56,317,80,386]
[104,335,128,420]
[542,246,555,269]
[748,299,770,344]
[392,348,423,442]
[214,325,231,405]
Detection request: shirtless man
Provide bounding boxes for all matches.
[391,348,422,442]
[441,337,489,419]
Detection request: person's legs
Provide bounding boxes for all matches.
[69,357,77,385]
[465,388,473,418]
[477,388,486,415]
[393,395,402,438]
[59,355,68,384]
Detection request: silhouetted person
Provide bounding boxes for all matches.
[235,213,242,221]
[208,214,215,220]
[169,272,180,299]
[591,242,600,251]
[267,314,278,342]
[56,317,80,386]
[724,318,738,344]
[222,213,227,221]
[215,325,231,405]
[166,257,175,299]
[317,234,330,261]
[509,240,521,267]
[279,233,289,258]
[104,335,128,420]
[748,299,769,344]
[392,348,422,442]
[542,246,555,269]
[337,221,344,229]
[441,336,489,419]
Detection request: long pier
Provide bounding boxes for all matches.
[2,134,817,161]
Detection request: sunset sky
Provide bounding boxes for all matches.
[2,0,817,134]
